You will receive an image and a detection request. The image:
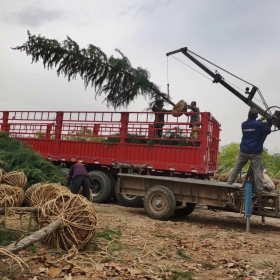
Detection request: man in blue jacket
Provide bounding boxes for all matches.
[227,108,271,194]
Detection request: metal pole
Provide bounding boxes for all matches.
[245,180,253,232]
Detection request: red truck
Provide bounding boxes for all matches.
[0,109,220,206]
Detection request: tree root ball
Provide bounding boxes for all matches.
[24,182,43,206]
[2,171,27,188]
[39,193,97,250]
[172,100,187,117]
[30,183,71,207]
[0,184,24,207]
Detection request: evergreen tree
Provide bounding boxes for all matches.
[13,31,175,109]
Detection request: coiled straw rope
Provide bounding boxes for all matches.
[0,184,24,207]
[2,171,27,188]
[39,193,97,250]
[0,248,29,279]
[30,183,71,207]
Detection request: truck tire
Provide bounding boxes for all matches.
[89,171,111,203]
[102,171,116,200]
[115,190,143,207]
[174,203,196,217]
[115,175,143,207]
[60,168,69,177]
[144,186,176,220]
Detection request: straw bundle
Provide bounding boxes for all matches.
[39,193,97,250]
[213,173,219,180]
[271,178,279,186]
[190,125,201,140]
[0,184,25,207]
[24,183,43,206]
[2,171,27,188]
[172,100,187,117]
[30,183,71,207]
[218,172,230,182]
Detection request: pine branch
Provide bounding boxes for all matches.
[13,31,174,109]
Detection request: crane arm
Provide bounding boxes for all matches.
[166,47,280,129]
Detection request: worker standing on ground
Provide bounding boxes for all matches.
[152,99,172,137]
[227,108,271,195]
[67,162,91,200]
[187,101,200,128]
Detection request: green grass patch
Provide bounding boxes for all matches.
[95,228,122,241]
[202,263,214,269]
[168,270,193,280]
[0,230,21,246]
[176,249,192,260]
[26,245,38,253]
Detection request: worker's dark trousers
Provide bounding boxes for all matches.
[71,175,91,201]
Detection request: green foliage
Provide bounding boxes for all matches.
[63,126,106,142]
[13,32,171,109]
[219,142,280,179]
[0,132,67,188]
[26,245,38,253]
[95,228,122,241]
[0,230,21,246]
[170,271,193,280]
[176,249,192,260]
[34,131,46,139]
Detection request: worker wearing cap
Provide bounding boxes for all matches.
[187,101,200,128]
[67,162,91,200]
[152,99,172,137]
[227,108,271,195]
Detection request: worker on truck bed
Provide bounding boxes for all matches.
[227,107,271,195]
[67,162,91,200]
[152,99,172,138]
[187,101,200,128]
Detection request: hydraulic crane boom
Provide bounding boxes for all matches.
[166,47,280,130]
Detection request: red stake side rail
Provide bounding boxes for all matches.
[0,110,221,175]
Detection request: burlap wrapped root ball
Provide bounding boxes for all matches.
[218,172,231,182]
[39,193,97,250]
[0,184,25,207]
[213,173,219,180]
[24,182,44,206]
[172,100,187,117]
[30,183,71,207]
[2,171,27,188]
[271,178,279,186]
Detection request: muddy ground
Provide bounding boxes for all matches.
[1,202,280,280]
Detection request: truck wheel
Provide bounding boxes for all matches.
[175,203,196,217]
[60,168,69,177]
[115,175,143,207]
[89,171,111,203]
[115,191,143,207]
[144,186,176,220]
[102,171,116,200]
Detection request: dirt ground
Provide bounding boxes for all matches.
[1,201,280,280]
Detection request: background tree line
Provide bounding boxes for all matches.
[219,143,280,179]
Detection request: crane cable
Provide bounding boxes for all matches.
[189,49,273,114]
[167,56,170,99]
[170,51,273,114]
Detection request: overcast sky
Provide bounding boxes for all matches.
[0,0,279,153]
